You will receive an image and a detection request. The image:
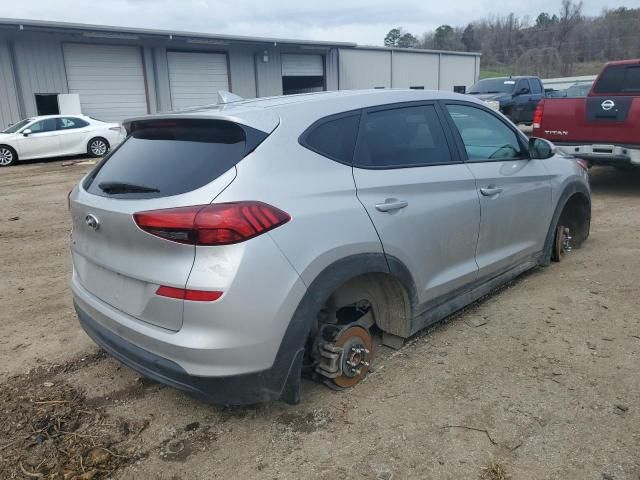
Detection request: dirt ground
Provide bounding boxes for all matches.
[1,158,639,480]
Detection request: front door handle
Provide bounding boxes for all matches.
[480,186,503,196]
[375,199,408,212]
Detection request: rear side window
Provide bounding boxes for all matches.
[530,79,543,94]
[57,117,89,130]
[593,65,640,94]
[354,105,452,168]
[84,119,267,199]
[302,114,360,163]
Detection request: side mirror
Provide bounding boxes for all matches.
[529,137,556,159]
[22,128,32,137]
[515,86,530,95]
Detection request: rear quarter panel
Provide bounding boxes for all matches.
[212,105,384,288]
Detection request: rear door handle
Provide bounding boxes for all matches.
[480,186,503,196]
[375,199,408,212]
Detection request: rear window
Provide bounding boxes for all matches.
[593,65,640,94]
[301,114,360,163]
[84,119,267,199]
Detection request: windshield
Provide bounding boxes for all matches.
[469,79,516,95]
[2,119,32,134]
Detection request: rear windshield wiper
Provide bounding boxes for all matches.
[98,181,160,194]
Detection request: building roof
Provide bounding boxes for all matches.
[0,17,357,48]
[0,18,480,56]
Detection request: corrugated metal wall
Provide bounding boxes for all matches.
[12,36,68,117]
[0,27,479,127]
[439,54,477,91]
[392,51,439,89]
[254,48,283,97]
[0,40,21,128]
[339,49,391,89]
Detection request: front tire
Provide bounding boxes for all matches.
[0,145,17,167]
[87,137,109,158]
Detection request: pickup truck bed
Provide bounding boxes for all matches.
[533,59,640,167]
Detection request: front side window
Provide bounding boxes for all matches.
[302,114,360,163]
[57,117,89,130]
[445,104,526,161]
[28,119,57,133]
[354,104,452,168]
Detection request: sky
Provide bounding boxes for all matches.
[0,0,623,46]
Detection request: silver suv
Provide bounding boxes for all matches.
[70,90,591,405]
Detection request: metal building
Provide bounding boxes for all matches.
[0,18,480,128]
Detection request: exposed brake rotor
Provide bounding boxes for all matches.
[333,325,373,388]
[315,324,374,389]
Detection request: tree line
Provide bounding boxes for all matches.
[383,1,640,77]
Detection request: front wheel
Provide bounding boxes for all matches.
[0,146,17,167]
[87,138,109,158]
[552,224,572,262]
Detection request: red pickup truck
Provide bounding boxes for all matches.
[533,59,640,168]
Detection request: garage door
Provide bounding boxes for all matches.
[63,44,148,123]
[281,54,323,76]
[167,51,229,110]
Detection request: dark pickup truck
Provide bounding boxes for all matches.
[468,76,545,124]
[533,59,640,168]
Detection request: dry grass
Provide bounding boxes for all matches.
[480,462,511,480]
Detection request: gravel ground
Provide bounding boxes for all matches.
[0,159,639,480]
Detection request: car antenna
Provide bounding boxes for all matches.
[217,91,244,105]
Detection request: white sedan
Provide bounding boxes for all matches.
[0,115,126,167]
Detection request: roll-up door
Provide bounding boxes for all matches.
[63,43,148,122]
[281,54,324,77]
[167,51,229,110]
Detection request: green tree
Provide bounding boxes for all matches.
[461,24,479,51]
[384,28,418,48]
[434,25,454,50]
[384,28,402,47]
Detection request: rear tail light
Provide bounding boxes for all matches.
[133,202,291,246]
[532,101,544,129]
[156,286,222,302]
[109,126,123,133]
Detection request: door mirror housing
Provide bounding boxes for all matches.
[515,86,530,96]
[529,137,556,159]
[22,128,32,137]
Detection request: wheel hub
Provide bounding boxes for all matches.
[315,325,373,388]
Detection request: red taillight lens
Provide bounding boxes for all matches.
[576,158,590,171]
[133,202,291,246]
[532,101,544,129]
[156,286,222,302]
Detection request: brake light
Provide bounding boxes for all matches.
[156,286,222,302]
[133,202,291,246]
[533,101,544,129]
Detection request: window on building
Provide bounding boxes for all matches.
[35,94,60,116]
[453,86,467,94]
[354,104,453,168]
[410,86,425,90]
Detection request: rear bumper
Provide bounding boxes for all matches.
[74,300,302,405]
[554,143,640,167]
